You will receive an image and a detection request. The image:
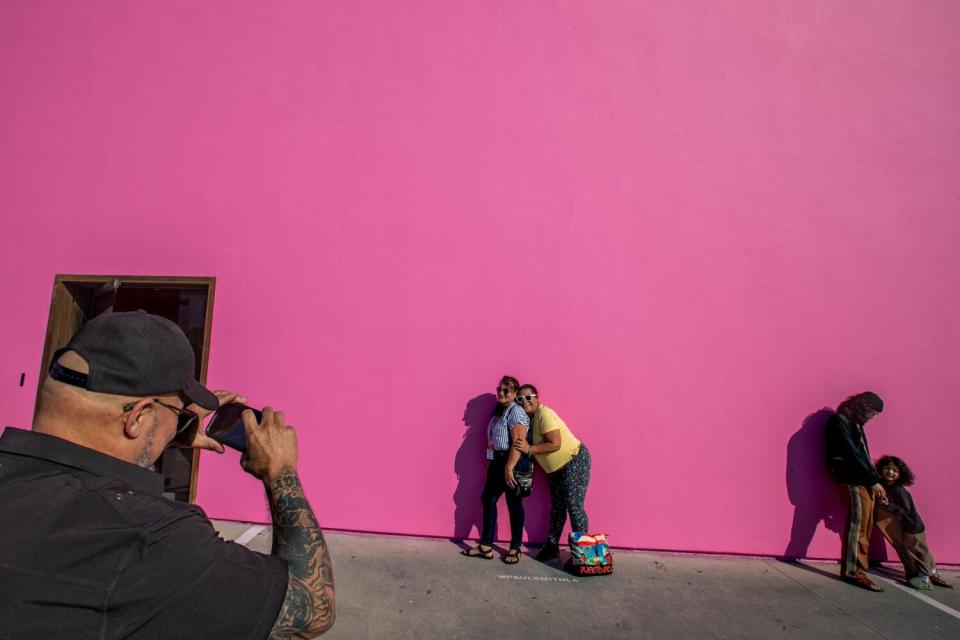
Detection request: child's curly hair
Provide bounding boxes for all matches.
[875,455,915,486]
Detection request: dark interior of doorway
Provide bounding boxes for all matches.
[36,276,215,503]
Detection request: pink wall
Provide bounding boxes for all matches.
[2,1,959,562]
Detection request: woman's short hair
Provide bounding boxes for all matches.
[875,455,915,486]
[518,383,538,396]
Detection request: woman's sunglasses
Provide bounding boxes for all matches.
[515,394,537,404]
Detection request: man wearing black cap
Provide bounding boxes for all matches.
[825,391,887,592]
[0,311,334,638]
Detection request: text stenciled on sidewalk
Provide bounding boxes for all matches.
[497,574,580,583]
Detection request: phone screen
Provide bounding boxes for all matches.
[205,403,262,453]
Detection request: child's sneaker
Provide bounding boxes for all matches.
[907,575,933,590]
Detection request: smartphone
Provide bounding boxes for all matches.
[205,403,262,454]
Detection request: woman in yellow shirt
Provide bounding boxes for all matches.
[513,384,591,562]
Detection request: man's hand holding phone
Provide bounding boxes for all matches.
[178,390,246,453]
[240,407,299,483]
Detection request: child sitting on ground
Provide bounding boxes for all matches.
[874,455,952,590]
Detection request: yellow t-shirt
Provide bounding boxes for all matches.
[531,405,581,474]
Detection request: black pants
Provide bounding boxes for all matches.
[480,453,525,548]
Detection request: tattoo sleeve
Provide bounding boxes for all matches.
[267,470,335,638]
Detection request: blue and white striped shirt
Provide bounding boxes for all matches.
[487,403,530,451]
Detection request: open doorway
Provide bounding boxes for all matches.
[36,275,216,503]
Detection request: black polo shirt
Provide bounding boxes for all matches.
[0,428,288,639]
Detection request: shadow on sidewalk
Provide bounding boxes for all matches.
[776,559,845,583]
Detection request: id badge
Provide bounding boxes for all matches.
[486,447,495,460]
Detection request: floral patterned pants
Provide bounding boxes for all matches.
[547,444,591,544]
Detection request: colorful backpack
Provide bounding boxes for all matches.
[566,531,614,576]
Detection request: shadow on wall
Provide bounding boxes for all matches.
[783,408,846,559]
[452,394,496,540]
[452,394,550,544]
[784,407,888,563]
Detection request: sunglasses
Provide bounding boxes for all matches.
[50,362,200,436]
[495,386,515,395]
[123,398,199,435]
[516,394,537,404]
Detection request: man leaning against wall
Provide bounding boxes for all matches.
[825,391,886,593]
[0,310,335,639]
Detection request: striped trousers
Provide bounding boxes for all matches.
[841,484,874,578]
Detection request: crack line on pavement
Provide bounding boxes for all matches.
[764,560,892,640]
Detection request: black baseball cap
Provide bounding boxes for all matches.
[49,310,218,410]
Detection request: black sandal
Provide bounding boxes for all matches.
[502,547,522,564]
[461,544,494,560]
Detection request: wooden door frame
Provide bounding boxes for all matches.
[36,274,217,503]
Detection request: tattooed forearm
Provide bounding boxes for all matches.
[267,470,335,638]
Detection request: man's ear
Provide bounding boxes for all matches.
[123,399,153,440]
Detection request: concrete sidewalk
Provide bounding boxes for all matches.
[214,521,960,640]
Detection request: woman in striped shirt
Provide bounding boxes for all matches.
[461,375,531,564]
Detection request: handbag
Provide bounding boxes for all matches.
[565,531,614,576]
[513,454,534,497]
[513,415,536,497]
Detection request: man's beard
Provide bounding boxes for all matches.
[137,415,161,468]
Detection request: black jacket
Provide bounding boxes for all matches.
[825,412,880,487]
[880,484,926,534]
